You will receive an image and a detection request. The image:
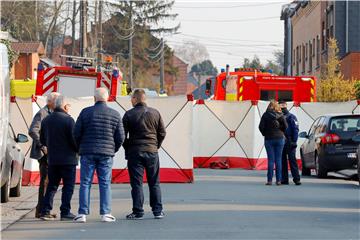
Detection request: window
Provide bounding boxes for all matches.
[308,117,321,135]
[296,46,299,75]
[316,36,320,67]
[321,21,326,50]
[278,91,293,101]
[308,41,312,72]
[260,90,276,101]
[315,117,327,134]
[312,39,315,57]
[302,44,306,74]
[330,116,360,132]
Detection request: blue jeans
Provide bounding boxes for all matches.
[264,138,285,183]
[78,155,113,215]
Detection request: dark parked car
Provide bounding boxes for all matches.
[352,134,360,185]
[299,114,360,178]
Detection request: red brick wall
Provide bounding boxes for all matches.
[171,56,188,95]
[341,52,360,80]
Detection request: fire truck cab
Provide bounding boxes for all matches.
[208,65,316,102]
[35,55,123,100]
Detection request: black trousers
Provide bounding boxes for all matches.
[282,143,301,183]
[41,165,76,216]
[127,151,162,215]
[36,156,48,217]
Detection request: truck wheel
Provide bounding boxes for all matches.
[10,168,22,197]
[1,173,11,203]
[315,154,327,178]
[301,152,311,176]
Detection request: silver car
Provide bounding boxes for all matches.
[1,125,28,202]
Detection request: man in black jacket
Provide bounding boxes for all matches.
[40,95,78,221]
[29,92,59,218]
[123,89,166,220]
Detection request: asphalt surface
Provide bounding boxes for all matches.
[2,169,359,240]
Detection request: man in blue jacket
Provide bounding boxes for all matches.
[279,101,301,185]
[73,88,125,223]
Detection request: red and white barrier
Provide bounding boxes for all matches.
[11,95,193,185]
[10,95,360,185]
[193,99,360,169]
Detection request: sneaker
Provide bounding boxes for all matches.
[126,212,144,220]
[265,182,272,186]
[281,181,289,185]
[101,214,116,222]
[154,212,165,219]
[294,181,302,185]
[73,214,86,223]
[276,182,282,186]
[40,214,56,221]
[61,213,76,221]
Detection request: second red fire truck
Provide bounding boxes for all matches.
[206,65,316,102]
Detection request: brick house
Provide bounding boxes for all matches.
[11,42,45,80]
[281,1,360,80]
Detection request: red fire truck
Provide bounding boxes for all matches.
[206,65,316,102]
[35,55,124,100]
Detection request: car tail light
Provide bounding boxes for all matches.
[321,134,340,144]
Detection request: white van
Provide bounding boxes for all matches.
[0,43,12,202]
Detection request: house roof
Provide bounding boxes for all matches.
[11,41,45,54]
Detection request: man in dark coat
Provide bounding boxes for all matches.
[123,89,166,220]
[279,101,301,185]
[29,92,59,218]
[40,95,78,221]
[73,88,124,223]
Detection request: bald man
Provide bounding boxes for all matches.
[123,89,166,220]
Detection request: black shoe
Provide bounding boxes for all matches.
[40,213,56,221]
[281,182,289,185]
[294,181,302,185]
[154,212,165,219]
[61,213,76,221]
[126,212,144,220]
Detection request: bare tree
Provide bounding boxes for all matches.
[174,40,210,71]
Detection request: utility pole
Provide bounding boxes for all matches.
[79,0,88,57]
[128,1,133,89]
[97,0,103,65]
[159,38,165,94]
[71,0,76,55]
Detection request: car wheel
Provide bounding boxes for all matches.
[1,173,11,203]
[315,154,327,178]
[10,168,22,197]
[300,152,311,176]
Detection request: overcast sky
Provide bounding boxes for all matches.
[163,0,289,70]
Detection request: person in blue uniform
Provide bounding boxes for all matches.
[279,101,301,185]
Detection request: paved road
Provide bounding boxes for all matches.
[2,170,359,240]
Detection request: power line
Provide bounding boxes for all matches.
[173,2,284,9]
[179,16,278,23]
[166,40,282,50]
[146,40,163,51]
[178,33,283,44]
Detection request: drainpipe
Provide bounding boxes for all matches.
[345,0,349,53]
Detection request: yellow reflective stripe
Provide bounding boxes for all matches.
[239,86,243,94]
[226,93,237,101]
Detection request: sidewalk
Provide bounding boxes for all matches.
[1,186,38,231]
